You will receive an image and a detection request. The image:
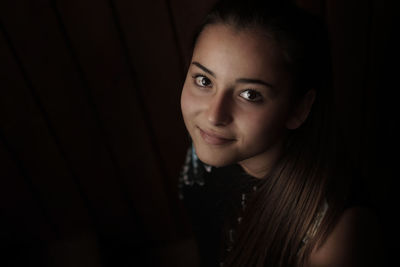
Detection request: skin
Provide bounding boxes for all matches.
[180,23,383,266]
[181,23,313,178]
[308,207,384,267]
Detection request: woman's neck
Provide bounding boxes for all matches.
[238,138,285,179]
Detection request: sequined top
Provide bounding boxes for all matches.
[178,144,328,267]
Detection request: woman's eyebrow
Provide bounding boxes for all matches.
[192,61,216,77]
[192,61,275,93]
[235,78,274,89]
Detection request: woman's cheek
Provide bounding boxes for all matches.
[181,86,196,120]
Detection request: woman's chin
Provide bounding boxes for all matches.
[196,150,237,168]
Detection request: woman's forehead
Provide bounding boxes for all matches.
[192,24,287,83]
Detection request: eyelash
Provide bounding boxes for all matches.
[239,89,263,102]
[192,74,212,88]
[191,74,264,103]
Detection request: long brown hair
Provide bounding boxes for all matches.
[191,0,350,266]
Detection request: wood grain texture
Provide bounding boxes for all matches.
[1,0,155,239]
[0,26,93,238]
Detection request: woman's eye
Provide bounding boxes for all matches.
[240,89,263,102]
[194,75,212,87]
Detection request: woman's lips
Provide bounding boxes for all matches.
[198,127,235,145]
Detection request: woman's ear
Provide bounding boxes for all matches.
[286,90,316,130]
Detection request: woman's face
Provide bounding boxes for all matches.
[181,24,295,178]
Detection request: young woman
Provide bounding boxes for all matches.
[178,0,383,266]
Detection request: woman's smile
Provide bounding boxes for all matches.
[197,126,236,146]
[181,23,294,171]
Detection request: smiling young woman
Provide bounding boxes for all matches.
[181,23,296,176]
[178,0,383,266]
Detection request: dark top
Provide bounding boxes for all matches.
[178,144,260,267]
[178,143,374,267]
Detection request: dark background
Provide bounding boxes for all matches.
[0,0,397,266]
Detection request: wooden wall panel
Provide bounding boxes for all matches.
[53,0,177,241]
[325,0,372,180]
[0,0,138,239]
[113,0,188,183]
[0,136,55,266]
[170,0,218,66]
[355,0,398,261]
[0,137,54,242]
[296,0,325,16]
[0,28,92,238]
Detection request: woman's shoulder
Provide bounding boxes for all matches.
[308,206,384,267]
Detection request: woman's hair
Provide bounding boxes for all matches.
[191,0,349,266]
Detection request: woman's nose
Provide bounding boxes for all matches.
[206,93,233,126]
